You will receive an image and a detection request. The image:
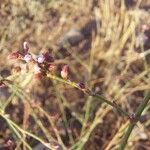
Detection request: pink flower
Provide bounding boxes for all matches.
[37,54,45,63]
[24,53,32,63]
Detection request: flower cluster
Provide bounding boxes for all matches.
[5,41,88,93]
[8,42,69,80]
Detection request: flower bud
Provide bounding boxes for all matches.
[7,51,20,59]
[24,53,32,63]
[61,65,69,79]
[43,51,54,62]
[23,41,29,53]
[48,64,57,72]
[77,82,85,89]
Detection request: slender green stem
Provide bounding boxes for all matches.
[47,74,129,117]
[119,90,150,150]
[93,93,129,117]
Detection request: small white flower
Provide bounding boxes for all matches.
[37,54,45,63]
[24,54,32,63]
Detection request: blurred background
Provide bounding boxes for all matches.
[0,0,150,149]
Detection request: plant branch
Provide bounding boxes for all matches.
[119,90,150,150]
[47,74,129,117]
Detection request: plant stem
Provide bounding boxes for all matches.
[93,93,129,117]
[119,90,150,150]
[47,74,129,117]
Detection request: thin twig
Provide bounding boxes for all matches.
[119,90,150,150]
[47,74,129,117]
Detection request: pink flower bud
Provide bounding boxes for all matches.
[7,51,20,59]
[48,64,57,72]
[37,54,45,63]
[77,82,85,89]
[61,65,69,79]
[43,51,54,62]
[24,53,32,63]
[23,41,29,52]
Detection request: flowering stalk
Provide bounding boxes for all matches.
[3,41,130,124]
